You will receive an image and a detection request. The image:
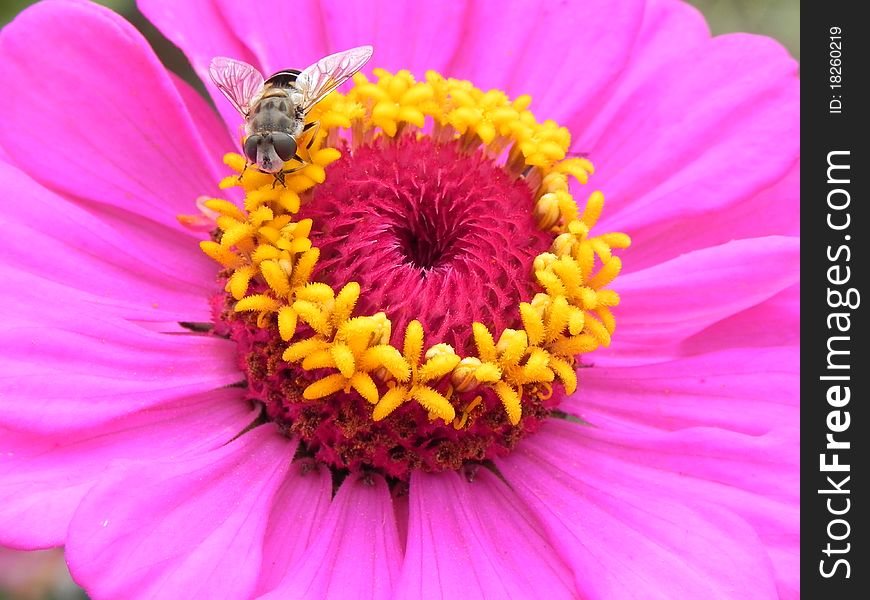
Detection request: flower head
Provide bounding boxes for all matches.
[0,1,799,599]
[202,65,627,478]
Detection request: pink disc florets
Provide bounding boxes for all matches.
[303,137,553,352]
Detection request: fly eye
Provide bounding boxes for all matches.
[271,133,297,162]
[243,135,261,163]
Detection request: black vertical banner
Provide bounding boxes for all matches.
[802,2,868,597]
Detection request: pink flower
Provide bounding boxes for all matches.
[0,0,798,599]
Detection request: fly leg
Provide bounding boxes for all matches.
[302,120,321,151]
[275,160,311,187]
[272,159,313,188]
[271,122,320,188]
[271,170,287,189]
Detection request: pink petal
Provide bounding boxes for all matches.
[0,271,239,432]
[138,0,262,133]
[569,0,710,140]
[396,470,575,598]
[567,346,797,435]
[513,420,798,598]
[66,426,297,600]
[573,424,799,513]
[258,474,402,600]
[0,162,216,323]
[319,0,467,79]
[446,0,645,124]
[0,388,256,549]
[146,0,468,116]
[0,1,224,233]
[586,32,798,237]
[255,461,332,595]
[681,283,799,356]
[609,236,799,354]
[617,162,800,273]
[496,420,781,598]
[212,0,328,77]
[171,72,237,178]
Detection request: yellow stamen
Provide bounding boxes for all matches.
[304,373,347,400]
[350,372,380,405]
[235,294,279,314]
[494,381,522,426]
[277,306,298,341]
[372,385,407,421]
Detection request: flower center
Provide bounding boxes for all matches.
[194,69,630,480]
[301,136,553,352]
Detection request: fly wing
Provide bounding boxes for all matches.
[296,46,373,113]
[208,57,265,116]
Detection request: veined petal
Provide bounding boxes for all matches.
[66,426,297,600]
[0,271,240,433]
[505,420,798,598]
[170,72,237,182]
[397,470,575,599]
[497,420,780,599]
[682,283,800,355]
[317,0,467,77]
[617,162,799,273]
[0,0,225,232]
[0,388,257,549]
[0,163,217,323]
[568,0,709,140]
[588,31,798,238]
[138,0,259,136]
[447,0,645,124]
[566,346,798,435]
[258,474,402,600]
[212,0,327,76]
[255,461,332,595]
[610,236,799,349]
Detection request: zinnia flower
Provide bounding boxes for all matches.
[0,0,799,598]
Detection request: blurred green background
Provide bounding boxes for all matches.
[0,0,798,599]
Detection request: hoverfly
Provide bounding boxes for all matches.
[209,46,373,186]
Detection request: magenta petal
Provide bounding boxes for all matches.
[138,0,261,132]
[497,421,780,598]
[567,346,797,434]
[619,163,800,273]
[171,73,237,178]
[507,420,797,598]
[0,388,256,549]
[66,426,296,600]
[321,0,467,78]
[447,0,644,123]
[0,1,223,232]
[588,33,798,236]
[0,272,239,432]
[611,236,799,351]
[258,474,402,600]
[0,162,216,323]
[255,462,332,595]
[570,0,709,139]
[213,0,328,77]
[683,283,799,354]
[397,470,575,598]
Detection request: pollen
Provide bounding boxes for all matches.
[198,68,630,478]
